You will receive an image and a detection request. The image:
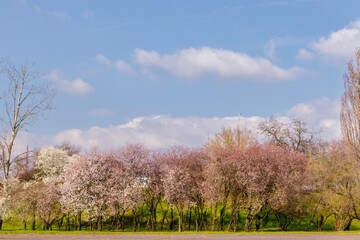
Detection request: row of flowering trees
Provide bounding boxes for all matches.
[3,119,360,232]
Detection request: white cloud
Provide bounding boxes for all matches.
[27,97,339,151]
[286,97,341,140]
[134,47,302,81]
[9,130,31,158]
[46,71,94,96]
[301,19,360,61]
[264,38,278,59]
[50,115,264,150]
[57,78,93,95]
[96,54,111,67]
[296,49,314,60]
[264,36,300,59]
[96,54,133,73]
[115,60,132,73]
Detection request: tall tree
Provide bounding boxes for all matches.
[60,149,114,231]
[309,141,358,231]
[204,126,255,231]
[341,49,360,159]
[161,146,207,232]
[0,60,54,179]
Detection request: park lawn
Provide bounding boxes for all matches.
[2,230,360,235]
[2,208,360,233]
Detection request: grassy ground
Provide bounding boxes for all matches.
[2,230,360,235]
[2,212,360,233]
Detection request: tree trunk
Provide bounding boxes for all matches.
[148,199,158,231]
[160,208,168,230]
[32,213,36,230]
[245,210,254,232]
[344,219,352,231]
[255,214,261,231]
[315,215,325,231]
[195,207,199,232]
[65,214,70,231]
[121,211,126,232]
[228,207,239,232]
[178,209,183,232]
[169,207,174,230]
[132,209,137,232]
[153,203,157,231]
[57,214,64,230]
[218,184,230,231]
[149,204,155,231]
[201,210,206,231]
[211,203,218,231]
[78,212,82,231]
[219,205,226,231]
[233,212,239,232]
[98,215,103,231]
[188,206,192,231]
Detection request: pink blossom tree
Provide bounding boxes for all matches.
[203,126,256,231]
[267,146,307,230]
[107,144,146,231]
[36,176,62,230]
[235,144,307,231]
[161,146,207,232]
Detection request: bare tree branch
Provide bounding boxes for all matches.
[341,49,360,160]
[0,59,55,179]
[258,117,318,154]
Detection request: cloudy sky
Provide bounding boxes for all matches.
[1,0,359,150]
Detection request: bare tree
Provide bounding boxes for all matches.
[0,60,54,179]
[341,49,360,159]
[55,141,81,157]
[259,118,317,154]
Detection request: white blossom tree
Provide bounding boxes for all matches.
[60,149,114,231]
[36,146,73,180]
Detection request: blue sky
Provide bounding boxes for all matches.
[1,0,359,150]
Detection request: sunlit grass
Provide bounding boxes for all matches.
[2,210,360,234]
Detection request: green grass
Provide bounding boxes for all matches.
[2,230,360,235]
[3,205,360,234]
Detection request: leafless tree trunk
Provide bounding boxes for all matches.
[341,49,360,160]
[0,60,53,231]
[0,60,54,180]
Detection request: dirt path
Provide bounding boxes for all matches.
[1,233,360,240]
